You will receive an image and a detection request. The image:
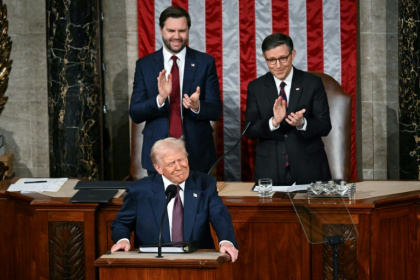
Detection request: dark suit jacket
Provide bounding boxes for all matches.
[111,171,237,249]
[129,47,222,172]
[245,67,332,184]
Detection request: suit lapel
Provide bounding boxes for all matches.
[288,67,303,112]
[183,176,201,241]
[183,47,197,97]
[150,175,171,243]
[263,73,279,105]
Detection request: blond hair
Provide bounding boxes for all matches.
[150,137,188,165]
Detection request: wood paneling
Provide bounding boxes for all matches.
[1,181,419,279]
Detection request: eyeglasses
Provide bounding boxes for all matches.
[265,52,292,65]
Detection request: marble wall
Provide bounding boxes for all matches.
[0,0,49,177]
[101,0,138,180]
[398,0,420,179]
[0,0,415,180]
[358,0,399,179]
[47,0,103,179]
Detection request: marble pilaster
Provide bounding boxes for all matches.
[398,0,420,179]
[46,0,103,179]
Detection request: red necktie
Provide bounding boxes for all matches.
[169,56,182,138]
[172,185,184,243]
[280,82,289,167]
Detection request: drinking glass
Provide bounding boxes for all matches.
[258,178,273,197]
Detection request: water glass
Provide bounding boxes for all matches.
[258,178,273,197]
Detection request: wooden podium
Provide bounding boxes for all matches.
[94,250,232,280]
[2,179,420,279]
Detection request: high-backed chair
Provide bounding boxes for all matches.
[309,71,352,181]
[130,122,146,181]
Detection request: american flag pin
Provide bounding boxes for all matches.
[193,193,198,197]
[191,63,195,67]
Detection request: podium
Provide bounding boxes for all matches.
[94,250,232,280]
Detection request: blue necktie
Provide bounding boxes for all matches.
[280,82,289,167]
[280,81,288,115]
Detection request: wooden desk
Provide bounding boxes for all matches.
[94,250,232,280]
[1,179,419,279]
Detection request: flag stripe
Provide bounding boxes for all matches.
[189,0,206,52]
[154,1,170,50]
[323,0,342,83]
[205,0,224,177]
[272,0,289,34]
[307,0,324,72]
[340,0,358,180]
[289,0,308,70]
[255,0,272,77]
[172,0,188,12]
[223,1,241,180]
[239,0,257,181]
[138,1,155,56]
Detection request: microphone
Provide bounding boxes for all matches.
[208,121,251,175]
[157,184,177,258]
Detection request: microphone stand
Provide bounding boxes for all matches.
[157,209,167,258]
[325,235,344,280]
[208,122,251,175]
[157,185,177,258]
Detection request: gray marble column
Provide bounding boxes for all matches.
[399,0,420,179]
[46,0,103,179]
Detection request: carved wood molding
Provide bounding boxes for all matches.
[322,224,358,280]
[49,221,85,279]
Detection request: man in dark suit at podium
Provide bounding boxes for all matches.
[245,33,332,185]
[110,138,238,262]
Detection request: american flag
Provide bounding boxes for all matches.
[137,0,357,181]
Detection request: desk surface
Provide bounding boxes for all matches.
[218,180,420,199]
[2,178,420,203]
[96,250,226,261]
[1,178,419,280]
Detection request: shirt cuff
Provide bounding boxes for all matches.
[296,117,307,131]
[190,104,200,114]
[269,117,280,131]
[156,95,165,108]
[219,240,234,247]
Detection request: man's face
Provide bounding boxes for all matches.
[160,17,189,54]
[263,44,296,81]
[154,149,190,185]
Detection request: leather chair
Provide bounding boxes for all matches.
[128,72,352,182]
[309,71,352,181]
[129,122,146,181]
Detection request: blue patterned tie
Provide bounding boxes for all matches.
[280,82,289,166]
[280,82,288,115]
